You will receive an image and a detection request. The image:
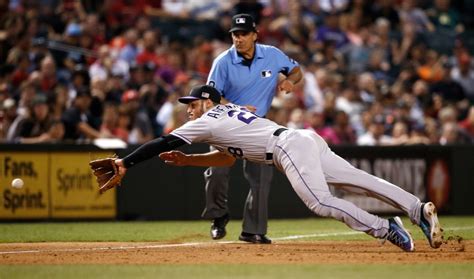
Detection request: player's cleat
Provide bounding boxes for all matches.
[419,202,444,248]
[238,232,272,244]
[384,217,415,252]
[210,213,229,240]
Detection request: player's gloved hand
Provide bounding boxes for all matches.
[159,150,190,166]
[89,157,124,194]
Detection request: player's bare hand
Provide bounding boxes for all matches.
[114,159,127,177]
[244,105,257,113]
[278,79,294,94]
[159,151,189,166]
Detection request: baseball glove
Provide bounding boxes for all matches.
[89,158,123,194]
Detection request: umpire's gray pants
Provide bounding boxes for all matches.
[202,154,273,235]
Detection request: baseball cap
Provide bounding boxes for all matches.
[122,89,139,103]
[1,98,15,110]
[66,23,82,37]
[229,14,257,33]
[32,94,48,106]
[178,85,221,104]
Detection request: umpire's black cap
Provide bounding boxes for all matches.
[229,14,257,33]
[178,85,221,104]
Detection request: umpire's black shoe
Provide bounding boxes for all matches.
[210,214,229,240]
[238,232,272,244]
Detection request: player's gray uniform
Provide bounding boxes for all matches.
[171,104,423,238]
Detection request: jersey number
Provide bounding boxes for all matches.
[228,110,257,124]
[227,147,243,158]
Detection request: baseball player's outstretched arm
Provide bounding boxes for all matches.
[121,135,186,168]
[159,150,236,167]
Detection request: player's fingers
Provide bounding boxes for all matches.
[159,152,172,160]
[164,160,180,166]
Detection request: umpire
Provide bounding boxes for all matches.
[203,14,302,243]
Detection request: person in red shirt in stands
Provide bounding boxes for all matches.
[136,30,166,69]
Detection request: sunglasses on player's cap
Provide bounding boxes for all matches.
[178,85,221,104]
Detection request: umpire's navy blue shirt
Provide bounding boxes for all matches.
[207,44,299,117]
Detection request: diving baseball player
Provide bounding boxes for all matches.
[115,85,443,252]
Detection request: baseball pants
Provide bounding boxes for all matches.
[272,129,422,239]
[202,147,273,235]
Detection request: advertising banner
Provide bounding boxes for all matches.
[50,152,116,218]
[0,153,49,219]
[331,146,452,213]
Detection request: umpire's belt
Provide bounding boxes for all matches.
[265,128,288,163]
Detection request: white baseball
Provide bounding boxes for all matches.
[11,178,24,189]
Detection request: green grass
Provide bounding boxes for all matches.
[0,216,473,243]
[0,217,473,279]
[0,264,473,279]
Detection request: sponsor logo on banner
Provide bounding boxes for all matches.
[50,152,116,218]
[0,153,49,218]
[331,158,426,213]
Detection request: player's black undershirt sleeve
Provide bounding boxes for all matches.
[122,134,186,169]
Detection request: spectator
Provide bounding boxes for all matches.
[303,67,330,113]
[100,102,119,139]
[426,0,464,33]
[430,62,468,114]
[450,51,474,102]
[14,94,62,143]
[458,106,474,139]
[119,28,139,65]
[371,0,400,30]
[162,101,187,135]
[1,98,18,141]
[318,0,349,14]
[332,110,357,145]
[311,12,350,51]
[398,0,434,33]
[35,55,58,93]
[136,30,164,68]
[389,121,410,145]
[287,108,305,129]
[51,83,69,120]
[112,104,130,142]
[335,87,365,134]
[0,0,473,149]
[89,44,128,82]
[439,121,470,144]
[407,123,431,145]
[122,88,154,144]
[417,50,445,83]
[16,82,37,117]
[357,114,393,145]
[357,72,377,104]
[62,87,107,141]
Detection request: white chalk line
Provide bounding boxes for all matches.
[0,226,472,256]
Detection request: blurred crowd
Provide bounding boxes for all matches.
[1,0,474,146]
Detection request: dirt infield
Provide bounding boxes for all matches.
[1,238,472,265]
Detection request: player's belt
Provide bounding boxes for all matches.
[266,128,288,161]
[272,127,288,136]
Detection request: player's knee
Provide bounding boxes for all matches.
[306,194,333,217]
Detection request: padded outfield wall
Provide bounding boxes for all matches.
[0,143,473,221]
